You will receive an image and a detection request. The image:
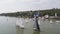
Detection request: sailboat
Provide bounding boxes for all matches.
[33,17,40,31]
[50,20,53,24]
[16,18,24,29]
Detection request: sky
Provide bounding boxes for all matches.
[0,0,60,13]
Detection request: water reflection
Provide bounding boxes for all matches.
[34,31,40,34]
[16,27,24,34]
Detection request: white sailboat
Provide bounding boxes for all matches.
[16,18,25,29]
[50,20,53,24]
[33,17,40,30]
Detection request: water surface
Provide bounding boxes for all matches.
[0,16,60,34]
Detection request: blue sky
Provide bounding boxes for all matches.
[0,0,60,13]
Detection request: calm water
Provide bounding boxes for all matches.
[0,16,60,34]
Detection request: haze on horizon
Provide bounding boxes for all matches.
[0,0,60,13]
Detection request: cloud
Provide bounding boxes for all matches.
[15,0,60,11]
[0,0,16,13]
[0,0,60,13]
[17,0,40,2]
[16,0,49,10]
[0,0,16,4]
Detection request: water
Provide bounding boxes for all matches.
[0,16,17,34]
[40,19,60,34]
[0,16,60,34]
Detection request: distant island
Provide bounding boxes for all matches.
[0,8,60,18]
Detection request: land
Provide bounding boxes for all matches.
[0,8,60,18]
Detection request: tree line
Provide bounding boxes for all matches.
[0,8,60,17]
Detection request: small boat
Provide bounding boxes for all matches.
[56,21,60,22]
[50,20,53,24]
[33,17,40,31]
[16,18,24,29]
[25,18,29,23]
